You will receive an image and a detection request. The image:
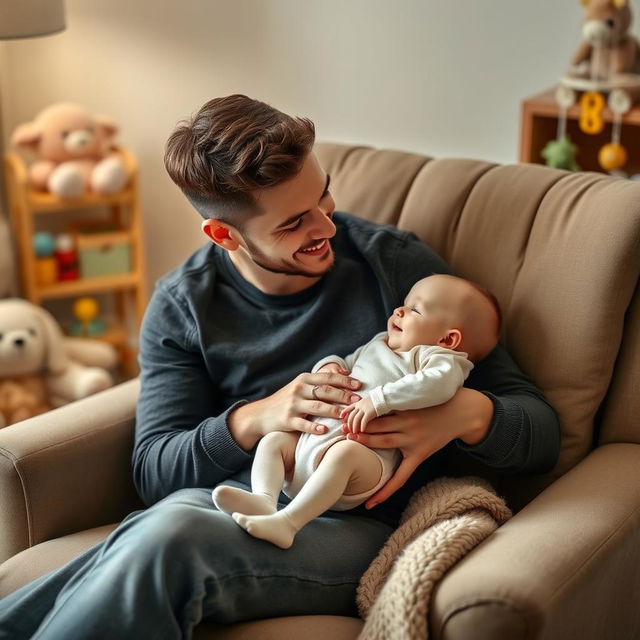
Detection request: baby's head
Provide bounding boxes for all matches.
[387,274,501,362]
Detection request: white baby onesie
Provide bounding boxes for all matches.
[284,332,474,510]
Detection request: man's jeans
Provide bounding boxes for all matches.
[0,480,393,639]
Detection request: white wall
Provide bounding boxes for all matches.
[2,0,587,286]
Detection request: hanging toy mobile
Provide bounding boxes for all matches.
[542,86,581,170]
[598,88,632,171]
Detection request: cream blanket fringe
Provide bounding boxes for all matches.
[356,476,512,640]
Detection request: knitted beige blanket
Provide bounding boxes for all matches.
[356,476,512,640]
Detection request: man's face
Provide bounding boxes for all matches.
[236,153,337,279]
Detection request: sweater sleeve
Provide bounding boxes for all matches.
[133,286,252,506]
[369,351,473,416]
[458,341,561,474]
[312,355,349,373]
[312,337,372,374]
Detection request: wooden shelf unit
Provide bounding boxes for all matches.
[5,147,147,375]
[519,87,640,175]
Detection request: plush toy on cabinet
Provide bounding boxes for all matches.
[0,298,118,428]
[570,0,640,81]
[11,103,129,199]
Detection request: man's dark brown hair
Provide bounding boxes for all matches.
[164,95,315,225]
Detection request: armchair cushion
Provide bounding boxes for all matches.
[431,443,640,639]
[0,378,141,563]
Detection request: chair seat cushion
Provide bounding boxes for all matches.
[0,523,118,597]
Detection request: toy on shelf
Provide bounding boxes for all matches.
[542,87,582,170]
[11,102,128,199]
[70,296,107,337]
[55,233,79,281]
[32,231,57,285]
[564,0,640,93]
[0,298,118,428]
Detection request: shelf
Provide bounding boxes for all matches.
[37,271,141,300]
[520,87,640,175]
[6,147,147,381]
[27,187,136,213]
[72,321,128,347]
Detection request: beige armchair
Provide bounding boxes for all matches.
[1,143,639,639]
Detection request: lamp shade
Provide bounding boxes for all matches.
[0,0,66,40]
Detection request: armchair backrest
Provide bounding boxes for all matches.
[316,143,640,502]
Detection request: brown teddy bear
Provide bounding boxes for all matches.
[0,299,118,428]
[0,376,51,427]
[11,102,129,199]
[571,0,640,78]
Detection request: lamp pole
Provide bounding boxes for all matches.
[0,0,66,297]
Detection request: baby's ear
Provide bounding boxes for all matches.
[440,329,462,351]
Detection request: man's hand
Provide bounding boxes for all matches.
[228,370,361,451]
[340,397,377,432]
[342,388,493,508]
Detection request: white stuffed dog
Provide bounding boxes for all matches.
[0,299,118,428]
[11,102,128,199]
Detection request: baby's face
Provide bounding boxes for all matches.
[387,276,463,352]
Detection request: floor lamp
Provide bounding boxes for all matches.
[0,0,66,297]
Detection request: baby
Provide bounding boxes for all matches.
[213,274,501,548]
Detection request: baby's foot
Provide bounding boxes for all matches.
[232,512,298,549]
[212,486,276,516]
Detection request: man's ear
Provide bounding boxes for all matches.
[201,219,239,250]
[439,329,462,351]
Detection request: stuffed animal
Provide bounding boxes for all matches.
[0,298,118,428]
[571,0,640,78]
[0,376,51,427]
[11,103,128,199]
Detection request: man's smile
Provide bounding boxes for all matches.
[297,239,329,256]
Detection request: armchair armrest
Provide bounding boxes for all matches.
[431,443,640,639]
[0,379,142,564]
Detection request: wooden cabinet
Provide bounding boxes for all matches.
[5,147,147,376]
[519,87,640,175]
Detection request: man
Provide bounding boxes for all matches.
[0,95,560,639]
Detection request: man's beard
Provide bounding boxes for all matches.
[244,237,335,278]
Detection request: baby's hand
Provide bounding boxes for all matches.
[341,397,376,433]
[317,362,349,375]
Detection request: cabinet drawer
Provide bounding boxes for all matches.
[77,232,132,278]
